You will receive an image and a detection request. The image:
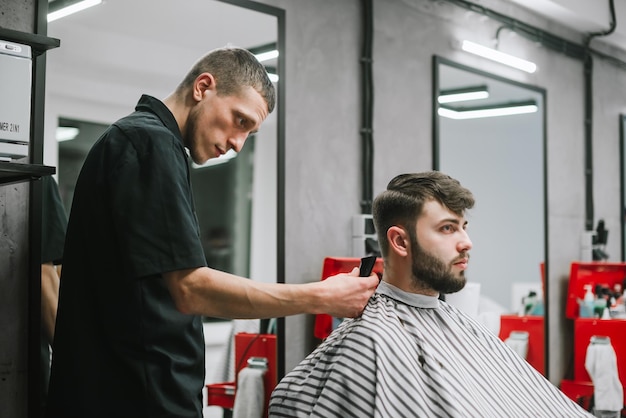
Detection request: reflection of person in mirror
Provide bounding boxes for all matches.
[46,47,379,418]
[270,171,592,418]
[40,175,67,418]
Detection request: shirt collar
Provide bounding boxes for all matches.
[135,94,183,145]
[376,280,440,309]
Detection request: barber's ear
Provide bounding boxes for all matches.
[194,73,216,101]
[387,226,409,257]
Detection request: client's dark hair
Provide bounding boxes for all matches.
[372,171,475,257]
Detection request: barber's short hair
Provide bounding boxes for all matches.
[177,46,276,113]
[372,171,475,256]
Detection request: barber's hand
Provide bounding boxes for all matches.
[317,267,379,318]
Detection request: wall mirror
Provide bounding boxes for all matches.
[619,114,626,261]
[44,0,285,404]
[433,56,547,368]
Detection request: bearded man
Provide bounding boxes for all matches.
[269,171,592,418]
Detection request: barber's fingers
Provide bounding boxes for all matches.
[347,266,380,289]
[362,273,380,290]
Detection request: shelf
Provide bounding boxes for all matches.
[0,162,55,185]
[0,27,60,56]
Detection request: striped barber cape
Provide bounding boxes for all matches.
[269,281,592,418]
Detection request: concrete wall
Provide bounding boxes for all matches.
[259,0,626,384]
[0,1,36,416]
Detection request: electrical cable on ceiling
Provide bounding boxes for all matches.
[360,0,374,215]
[439,0,625,68]
[584,0,617,46]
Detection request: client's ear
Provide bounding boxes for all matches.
[387,226,409,257]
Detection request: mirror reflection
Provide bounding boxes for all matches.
[46,0,278,286]
[434,56,547,373]
[45,1,282,416]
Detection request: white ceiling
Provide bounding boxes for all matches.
[507,0,626,50]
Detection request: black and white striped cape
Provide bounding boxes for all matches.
[269,281,592,418]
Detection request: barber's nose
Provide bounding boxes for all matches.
[228,134,247,153]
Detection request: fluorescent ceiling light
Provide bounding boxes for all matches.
[56,126,80,142]
[461,40,537,74]
[250,43,278,63]
[438,85,489,104]
[439,100,538,120]
[48,0,102,22]
[250,43,279,81]
[192,149,238,168]
[255,50,279,63]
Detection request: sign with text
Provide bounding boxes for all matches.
[0,41,32,160]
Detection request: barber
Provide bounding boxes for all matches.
[46,47,378,418]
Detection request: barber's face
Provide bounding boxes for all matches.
[409,200,472,294]
[186,82,268,165]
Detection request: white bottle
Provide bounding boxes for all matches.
[580,285,595,318]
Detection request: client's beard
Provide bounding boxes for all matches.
[409,231,467,294]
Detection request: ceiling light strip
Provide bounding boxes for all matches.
[48,0,102,23]
[56,126,80,142]
[438,90,489,104]
[255,50,279,63]
[461,40,537,73]
[439,104,538,120]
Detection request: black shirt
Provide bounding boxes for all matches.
[47,95,208,418]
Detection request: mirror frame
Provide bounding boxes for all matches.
[432,55,549,374]
[619,113,626,262]
[218,0,286,378]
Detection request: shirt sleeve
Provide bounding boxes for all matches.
[107,126,207,278]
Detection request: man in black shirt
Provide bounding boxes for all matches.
[47,47,379,418]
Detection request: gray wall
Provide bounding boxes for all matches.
[0,1,36,416]
[259,0,626,384]
[7,0,626,398]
